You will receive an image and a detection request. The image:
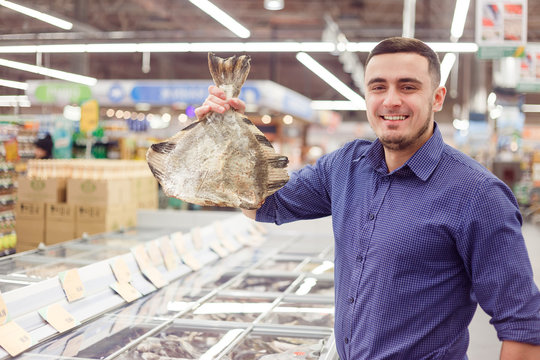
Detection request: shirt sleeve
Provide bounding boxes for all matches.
[456,177,540,345]
[256,154,333,225]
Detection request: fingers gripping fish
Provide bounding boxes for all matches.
[146,53,289,210]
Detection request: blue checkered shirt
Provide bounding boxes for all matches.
[256,123,540,359]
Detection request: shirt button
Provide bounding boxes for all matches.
[348,297,354,304]
[356,255,363,262]
[369,214,375,220]
[345,337,349,344]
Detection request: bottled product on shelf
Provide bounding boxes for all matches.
[0,162,17,256]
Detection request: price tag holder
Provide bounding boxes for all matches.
[147,241,163,266]
[110,258,131,284]
[58,269,85,302]
[132,245,152,271]
[0,321,32,356]
[209,240,228,258]
[234,232,250,246]
[142,267,168,289]
[181,252,203,271]
[110,282,142,302]
[159,238,178,271]
[38,303,80,333]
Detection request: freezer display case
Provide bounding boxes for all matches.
[0,212,337,359]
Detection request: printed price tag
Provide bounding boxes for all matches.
[110,282,142,302]
[181,253,203,271]
[147,241,163,266]
[38,303,80,333]
[253,221,268,234]
[191,227,203,250]
[234,232,250,245]
[59,269,85,302]
[209,240,228,258]
[110,258,131,284]
[159,238,178,271]
[0,293,8,325]
[173,233,186,255]
[0,321,32,356]
[132,245,152,271]
[142,267,168,288]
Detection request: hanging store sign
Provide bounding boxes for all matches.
[27,79,318,123]
[517,45,540,92]
[476,0,528,59]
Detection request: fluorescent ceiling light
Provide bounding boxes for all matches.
[0,78,27,90]
[522,104,540,113]
[264,0,284,10]
[296,52,365,108]
[0,0,73,30]
[450,0,471,41]
[440,53,457,86]
[188,0,250,38]
[0,95,30,107]
[311,100,365,111]
[0,42,478,54]
[427,42,477,53]
[0,58,97,86]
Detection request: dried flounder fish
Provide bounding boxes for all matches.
[146,53,289,209]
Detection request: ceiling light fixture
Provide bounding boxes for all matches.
[264,0,284,11]
[296,52,366,108]
[439,53,457,86]
[0,58,97,86]
[450,0,471,41]
[0,78,27,90]
[0,0,73,30]
[188,0,250,38]
[522,104,540,112]
[0,41,478,54]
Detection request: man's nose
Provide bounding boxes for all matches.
[382,88,402,107]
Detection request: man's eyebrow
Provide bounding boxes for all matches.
[367,77,386,86]
[397,78,422,85]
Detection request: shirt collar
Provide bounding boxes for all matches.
[357,122,445,181]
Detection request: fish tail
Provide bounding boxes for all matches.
[208,53,251,98]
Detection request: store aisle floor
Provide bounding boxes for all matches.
[467,222,540,359]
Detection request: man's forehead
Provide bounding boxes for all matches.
[365,53,430,80]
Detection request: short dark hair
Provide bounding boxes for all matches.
[366,37,441,88]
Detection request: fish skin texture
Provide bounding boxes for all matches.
[146,53,289,210]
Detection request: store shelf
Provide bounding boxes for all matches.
[0,212,337,359]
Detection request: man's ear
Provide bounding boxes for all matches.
[432,86,447,112]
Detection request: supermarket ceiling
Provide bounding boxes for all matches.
[1,0,540,121]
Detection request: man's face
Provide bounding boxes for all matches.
[364,52,446,152]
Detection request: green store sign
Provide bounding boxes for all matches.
[34,83,92,104]
[477,46,526,60]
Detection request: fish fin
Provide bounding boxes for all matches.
[208,53,251,98]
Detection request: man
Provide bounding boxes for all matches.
[195,37,540,359]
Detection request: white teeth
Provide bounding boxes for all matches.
[382,115,406,120]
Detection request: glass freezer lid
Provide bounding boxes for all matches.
[263,302,335,328]
[32,246,90,259]
[0,257,47,275]
[20,261,85,279]
[213,275,293,293]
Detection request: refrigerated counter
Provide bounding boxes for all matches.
[0,210,337,359]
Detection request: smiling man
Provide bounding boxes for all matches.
[196,37,540,359]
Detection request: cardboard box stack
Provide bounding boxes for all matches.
[15,159,158,251]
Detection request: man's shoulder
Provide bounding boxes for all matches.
[440,144,498,182]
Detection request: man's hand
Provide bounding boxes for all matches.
[501,340,540,360]
[194,85,246,120]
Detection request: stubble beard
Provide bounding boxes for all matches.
[378,104,433,151]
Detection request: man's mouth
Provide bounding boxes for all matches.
[381,115,408,120]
